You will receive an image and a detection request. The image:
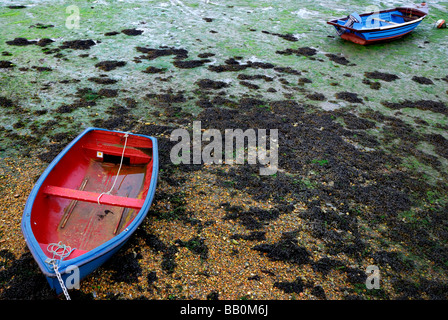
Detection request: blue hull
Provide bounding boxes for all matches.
[21,127,159,296]
[354,21,422,41]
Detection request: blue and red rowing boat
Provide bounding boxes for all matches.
[327,4,428,45]
[21,127,158,297]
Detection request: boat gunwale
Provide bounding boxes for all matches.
[326,7,427,33]
[21,127,159,278]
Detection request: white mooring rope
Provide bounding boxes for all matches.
[97,132,130,205]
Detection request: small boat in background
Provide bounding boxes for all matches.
[21,127,158,297]
[327,3,428,45]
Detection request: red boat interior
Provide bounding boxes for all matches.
[31,130,154,259]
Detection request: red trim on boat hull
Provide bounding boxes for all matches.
[340,30,412,45]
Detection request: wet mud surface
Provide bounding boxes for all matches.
[1,1,448,301]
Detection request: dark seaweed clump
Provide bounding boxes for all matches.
[37,143,67,162]
[196,79,229,90]
[104,31,120,36]
[298,78,312,85]
[248,61,275,69]
[0,251,58,299]
[136,46,188,60]
[88,76,118,84]
[30,23,54,29]
[365,71,400,82]
[0,61,14,68]
[382,100,447,116]
[98,88,119,98]
[299,205,361,255]
[146,90,186,104]
[173,59,210,69]
[325,53,353,66]
[312,257,345,276]
[198,52,215,58]
[36,38,54,47]
[208,63,249,73]
[59,39,96,50]
[392,278,448,300]
[175,236,209,259]
[337,111,376,130]
[274,277,305,294]
[55,98,92,113]
[32,66,52,72]
[161,245,179,274]
[6,37,36,46]
[273,66,301,75]
[276,47,317,57]
[0,96,14,107]
[222,205,292,230]
[252,235,311,265]
[205,58,275,73]
[121,28,143,36]
[306,92,326,101]
[335,91,363,103]
[262,30,298,42]
[425,133,448,158]
[238,74,273,82]
[142,66,165,74]
[412,76,434,85]
[95,60,127,71]
[362,78,381,90]
[6,37,53,48]
[240,81,259,89]
[373,251,415,272]
[273,276,327,299]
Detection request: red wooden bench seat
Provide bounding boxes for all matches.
[43,185,144,209]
